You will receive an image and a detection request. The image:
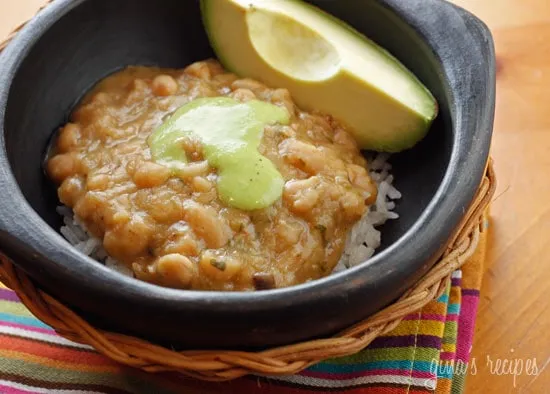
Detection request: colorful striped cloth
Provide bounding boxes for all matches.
[0,216,488,394]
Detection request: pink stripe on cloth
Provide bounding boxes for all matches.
[440,352,456,361]
[0,383,38,394]
[301,368,434,380]
[444,314,460,322]
[455,294,480,363]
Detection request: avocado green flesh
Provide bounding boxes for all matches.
[148,97,289,210]
[201,0,438,152]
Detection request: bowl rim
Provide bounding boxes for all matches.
[0,0,495,320]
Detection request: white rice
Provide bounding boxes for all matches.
[57,154,400,278]
[333,153,400,272]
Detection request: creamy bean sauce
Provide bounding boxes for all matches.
[47,60,377,291]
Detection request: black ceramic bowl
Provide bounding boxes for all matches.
[0,0,495,348]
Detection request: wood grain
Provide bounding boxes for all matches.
[451,1,550,392]
[0,0,549,392]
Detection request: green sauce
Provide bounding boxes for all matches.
[148,97,290,210]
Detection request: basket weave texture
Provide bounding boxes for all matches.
[0,0,496,382]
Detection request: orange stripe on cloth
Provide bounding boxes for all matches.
[0,334,117,367]
[0,348,122,374]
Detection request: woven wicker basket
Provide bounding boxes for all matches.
[0,0,496,382]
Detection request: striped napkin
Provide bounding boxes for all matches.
[0,214,488,394]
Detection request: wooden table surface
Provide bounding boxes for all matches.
[448,1,550,392]
[1,0,549,392]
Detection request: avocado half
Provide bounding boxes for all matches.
[201,0,438,152]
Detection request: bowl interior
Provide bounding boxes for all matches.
[4,0,451,253]
[0,0,466,348]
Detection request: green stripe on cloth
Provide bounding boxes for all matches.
[0,358,175,394]
[0,301,36,318]
[442,327,459,344]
